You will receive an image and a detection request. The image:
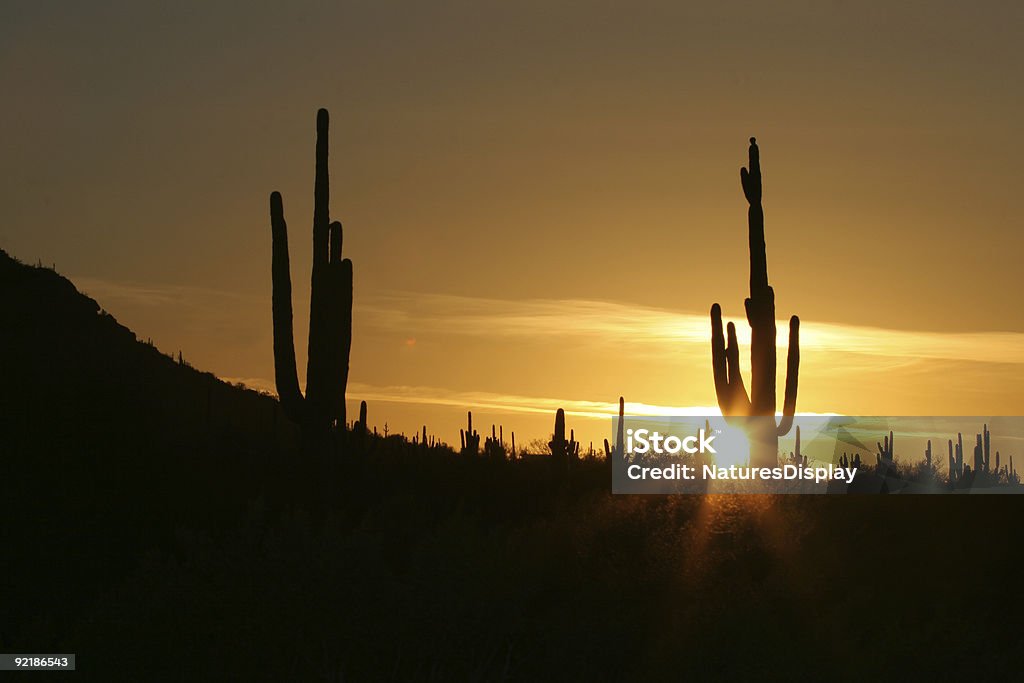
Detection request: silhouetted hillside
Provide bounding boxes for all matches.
[1,249,300,658]
[0,248,295,457]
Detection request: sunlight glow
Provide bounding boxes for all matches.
[708,425,751,468]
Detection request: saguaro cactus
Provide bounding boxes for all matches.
[789,425,807,466]
[974,433,984,474]
[484,424,506,460]
[270,109,353,439]
[549,408,580,462]
[356,400,368,433]
[460,411,480,456]
[710,138,800,467]
[876,431,894,467]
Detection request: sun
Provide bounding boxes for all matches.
[708,425,751,468]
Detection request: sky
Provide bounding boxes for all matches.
[3,1,1023,449]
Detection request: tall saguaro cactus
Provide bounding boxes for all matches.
[710,138,800,467]
[270,109,353,439]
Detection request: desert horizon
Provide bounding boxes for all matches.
[5,2,1024,451]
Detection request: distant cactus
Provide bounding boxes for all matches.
[954,433,965,480]
[839,452,862,470]
[270,109,353,439]
[983,424,991,472]
[947,439,956,481]
[484,424,506,460]
[969,424,994,485]
[912,438,939,481]
[354,400,368,435]
[710,138,800,467]
[788,425,807,466]
[974,432,984,474]
[460,411,480,456]
[876,431,894,468]
[549,409,580,462]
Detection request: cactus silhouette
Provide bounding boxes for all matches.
[710,138,800,467]
[876,430,894,468]
[356,400,368,433]
[839,452,862,470]
[549,408,580,462]
[484,424,506,460]
[983,423,991,473]
[270,109,353,439]
[789,425,807,466]
[973,433,982,473]
[603,396,625,461]
[460,411,480,456]
[948,439,958,481]
[950,434,966,482]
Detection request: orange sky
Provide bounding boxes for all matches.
[3,2,1023,447]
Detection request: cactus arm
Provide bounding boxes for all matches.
[269,191,305,423]
[710,305,751,417]
[776,315,800,436]
[336,255,353,428]
[710,303,730,408]
[324,218,353,427]
[724,322,752,414]
[325,221,343,423]
[329,220,342,263]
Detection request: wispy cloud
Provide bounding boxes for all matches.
[73,277,254,310]
[359,291,1024,365]
[76,279,1024,366]
[218,378,834,423]
[346,382,718,420]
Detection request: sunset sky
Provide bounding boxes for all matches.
[3,1,1023,448]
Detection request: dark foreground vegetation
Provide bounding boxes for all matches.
[3,250,1023,681]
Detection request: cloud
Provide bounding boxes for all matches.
[345,382,717,420]
[217,378,837,423]
[358,291,1024,365]
[73,277,253,310]
[77,278,1024,366]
